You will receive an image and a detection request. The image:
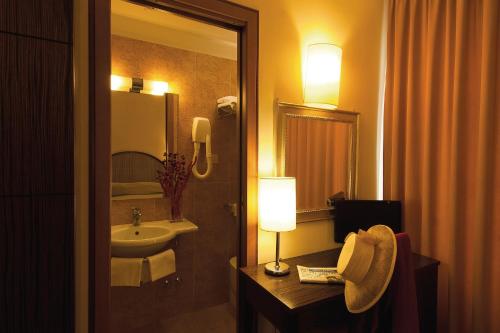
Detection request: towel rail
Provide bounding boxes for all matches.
[140,238,179,262]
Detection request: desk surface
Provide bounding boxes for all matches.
[240,248,439,313]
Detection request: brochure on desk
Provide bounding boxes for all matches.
[297,265,345,284]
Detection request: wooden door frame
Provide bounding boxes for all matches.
[88,1,258,332]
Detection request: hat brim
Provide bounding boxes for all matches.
[344,224,397,313]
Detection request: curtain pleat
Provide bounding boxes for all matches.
[384,0,500,332]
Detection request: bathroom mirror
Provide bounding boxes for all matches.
[111,90,178,198]
[276,101,359,222]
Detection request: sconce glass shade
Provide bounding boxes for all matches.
[143,80,169,96]
[111,75,132,92]
[304,43,342,108]
[259,177,296,232]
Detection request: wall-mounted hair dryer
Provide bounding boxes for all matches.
[191,117,212,179]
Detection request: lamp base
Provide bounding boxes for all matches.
[264,261,290,276]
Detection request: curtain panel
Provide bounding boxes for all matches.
[384,0,500,332]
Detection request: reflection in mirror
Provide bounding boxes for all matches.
[277,102,359,222]
[111,90,166,159]
[285,117,350,210]
[111,152,164,198]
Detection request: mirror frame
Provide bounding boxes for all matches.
[111,151,163,188]
[276,101,359,223]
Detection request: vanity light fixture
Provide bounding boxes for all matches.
[143,80,169,96]
[259,177,296,276]
[111,74,132,92]
[304,43,342,109]
[110,74,169,96]
[130,77,143,93]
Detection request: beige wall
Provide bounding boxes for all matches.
[75,1,386,331]
[231,0,386,263]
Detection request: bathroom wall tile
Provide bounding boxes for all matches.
[193,181,233,231]
[193,181,235,309]
[195,53,234,88]
[211,121,239,183]
[227,215,240,260]
[193,259,228,310]
[111,197,171,225]
[153,198,171,220]
[229,65,239,97]
[110,230,197,332]
[155,233,196,317]
[181,183,196,222]
[112,35,196,87]
[111,272,180,332]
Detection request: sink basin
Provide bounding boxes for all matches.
[111,224,175,258]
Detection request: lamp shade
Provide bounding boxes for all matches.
[259,177,296,232]
[304,43,342,108]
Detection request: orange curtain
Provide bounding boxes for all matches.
[384,0,500,332]
[285,117,349,210]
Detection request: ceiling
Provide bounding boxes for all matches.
[111,0,238,60]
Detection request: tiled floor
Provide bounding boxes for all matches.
[160,302,236,333]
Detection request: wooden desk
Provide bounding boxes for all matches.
[239,249,439,333]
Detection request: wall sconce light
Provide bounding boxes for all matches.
[111,75,132,92]
[259,177,296,276]
[143,80,169,96]
[304,43,342,109]
[110,74,169,96]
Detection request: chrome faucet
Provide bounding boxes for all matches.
[132,207,142,226]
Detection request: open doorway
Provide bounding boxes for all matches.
[110,1,240,331]
[88,1,258,332]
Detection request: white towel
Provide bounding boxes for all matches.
[147,249,176,282]
[111,257,143,287]
[217,96,237,104]
[217,101,237,108]
[112,182,163,196]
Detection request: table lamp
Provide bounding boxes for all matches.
[259,177,296,276]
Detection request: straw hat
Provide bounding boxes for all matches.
[337,225,397,313]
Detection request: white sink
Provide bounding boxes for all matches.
[111,220,198,258]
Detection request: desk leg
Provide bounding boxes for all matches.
[415,264,438,333]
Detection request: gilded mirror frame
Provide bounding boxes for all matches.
[276,101,359,223]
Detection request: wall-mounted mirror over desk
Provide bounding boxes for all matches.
[276,102,359,222]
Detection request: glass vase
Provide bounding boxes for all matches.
[170,195,183,221]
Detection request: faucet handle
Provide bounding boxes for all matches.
[132,207,142,215]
